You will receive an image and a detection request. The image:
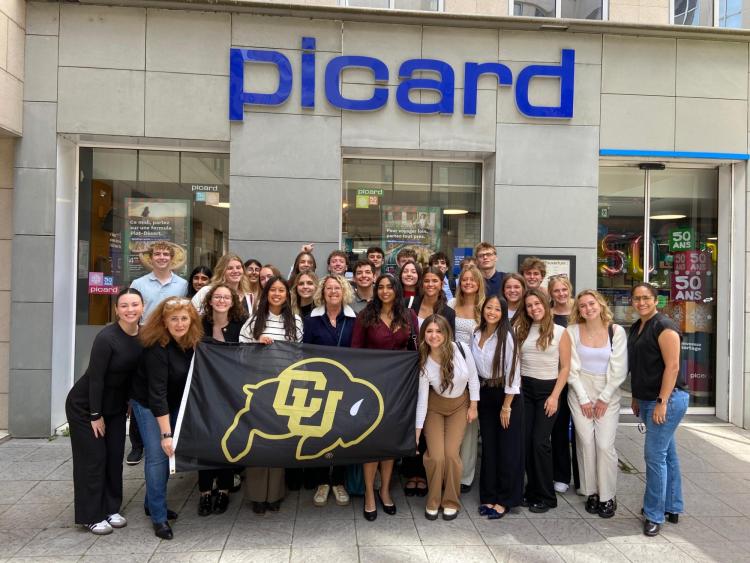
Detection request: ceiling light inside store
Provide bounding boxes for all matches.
[444,208,469,215]
[650,213,686,220]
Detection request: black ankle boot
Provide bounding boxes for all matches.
[198,494,212,516]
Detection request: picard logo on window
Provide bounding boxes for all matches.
[228,37,575,121]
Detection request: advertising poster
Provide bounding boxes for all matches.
[123,198,191,283]
[381,205,441,265]
[670,250,712,302]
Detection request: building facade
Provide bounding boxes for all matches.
[3,0,750,435]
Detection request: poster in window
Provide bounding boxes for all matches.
[123,198,191,283]
[381,205,441,266]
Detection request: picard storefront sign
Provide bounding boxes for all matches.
[229,38,576,121]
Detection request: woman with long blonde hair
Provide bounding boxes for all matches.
[448,265,485,493]
[415,315,479,521]
[191,253,253,314]
[130,297,203,539]
[515,288,571,514]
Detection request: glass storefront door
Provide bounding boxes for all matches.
[598,165,719,409]
[74,148,230,379]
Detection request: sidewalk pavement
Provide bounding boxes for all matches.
[0,423,749,562]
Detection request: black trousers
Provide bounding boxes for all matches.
[478,386,524,507]
[400,434,427,480]
[67,399,126,525]
[551,385,580,489]
[523,376,559,507]
[198,468,234,492]
[310,465,347,487]
[128,400,143,450]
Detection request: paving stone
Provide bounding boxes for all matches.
[0,461,63,481]
[148,552,221,562]
[0,529,42,558]
[473,517,547,545]
[219,548,290,562]
[80,554,151,563]
[414,515,483,545]
[696,516,750,541]
[355,516,420,546]
[489,544,566,562]
[0,482,38,505]
[613,542,696,562]
[358,545,428,562]
[553,542,630,563]
[587,517,668,544]
[153,521,234,553]
[85,524,161,555]
[0,447,39,462]
[425,545,497,562]
[292,518,356,547]
[529,518,605,546]
[289,547,359,563]
[0,504,68,529]
[224,518,293,549]
[658,515,725,544]
[676,542,750,562]
[15,527,97,557]
[39,460,72,481]
[18,482,73,505]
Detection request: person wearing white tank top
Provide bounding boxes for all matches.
[566,290,627,519]
[514,289,571,514]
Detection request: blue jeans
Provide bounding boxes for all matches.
[638,389,689,524]
[131,400,175,524]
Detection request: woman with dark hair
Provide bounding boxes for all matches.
[196,284,249,516]
[290,251,317,279]
[515,288,571,514]
[239,276,303,514]
[502,273,526,320]
[259,264,283,289]
[399,260,421,306]
[416,314,479,521]
[471,295,522,519]
[352,273,419,521]
[244,259,262,309]
[66,288,144,535]
[130,296,203,539]
[628,283,687,537]
[187,266,213,298]
[303,274,356,508]
[291,271,318,319]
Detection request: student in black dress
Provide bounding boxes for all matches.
[130,297,203,539]
[196,284,248,516]
[66,288,144,535]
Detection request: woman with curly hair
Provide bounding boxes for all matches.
[515,288,571,514]
[448,265,485,493]
[352,273,418,521]
[239,276,303,514]
[130,297,203,539]
[416,314,479,521]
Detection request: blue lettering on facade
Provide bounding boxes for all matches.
[228,37,575,121]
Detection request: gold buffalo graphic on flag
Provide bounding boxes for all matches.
[172,341,419,471]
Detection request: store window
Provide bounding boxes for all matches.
[513,0,605,19]
[598,165,718,409]
[74,148,229,373]
[674,0,714,25]
[342,159,482,270]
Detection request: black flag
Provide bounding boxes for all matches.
[172,340,419,472]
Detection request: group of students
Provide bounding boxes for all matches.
[65,240,689,540]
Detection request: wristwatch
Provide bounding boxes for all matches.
[162,432,173,439]
[656,397,664,405]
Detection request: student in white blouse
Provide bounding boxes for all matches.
[415,314,479,521]
[471,295,522,519]
[566,290,627,519]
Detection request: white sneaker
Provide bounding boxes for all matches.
[553,481,569,493]
[313,484,330,507]
[106,513,127,528]
[87,519,113,535]
[332,485,350,506]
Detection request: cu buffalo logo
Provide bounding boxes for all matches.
[221,358,384,463]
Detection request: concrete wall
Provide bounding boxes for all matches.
[0,138,14,431]
[609,0,669,24]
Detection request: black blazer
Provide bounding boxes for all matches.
[410,295,457,338]
[202,317,246,344]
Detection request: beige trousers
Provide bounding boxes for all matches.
[244,467,285,503]
[423,390,469,511]
[568,370,621,502]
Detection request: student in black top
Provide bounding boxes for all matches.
[196,284,248,516]
[130,297,203,540]
[303,274,356,508]
[187,266,213,298]
[628,283,688,537]
[66,288,144,535]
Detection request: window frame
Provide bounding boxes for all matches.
[508,0,609,19]
[669,0,730,26]
[339,0,445,11]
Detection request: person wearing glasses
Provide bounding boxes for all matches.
[628,283,688,537]
[548,274,580,496]
[196,284,249,516]
[514,288,571,513]
[303,274,356,508]
[130,297,203,539]
[566,290,627,518]
[474,242,505,298]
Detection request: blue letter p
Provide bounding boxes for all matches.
[229,48,293,121]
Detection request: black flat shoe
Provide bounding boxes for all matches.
[213,492,230,514]
[198,494,212,517]
[363,504,377,521]
[377,490,397,515]
[424,509,439,521]
[251,501,266,514]
[153,521,173,540]
[266,500,281,512]
[597,498,616,519]
[666,512,679,524]
[415,483,428,497]
[585,494,600,514]
[520,497,530,508]
[404,480,417,497]
[528,501,550,514]
[145,507,178,520]
[643,519,660,537]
